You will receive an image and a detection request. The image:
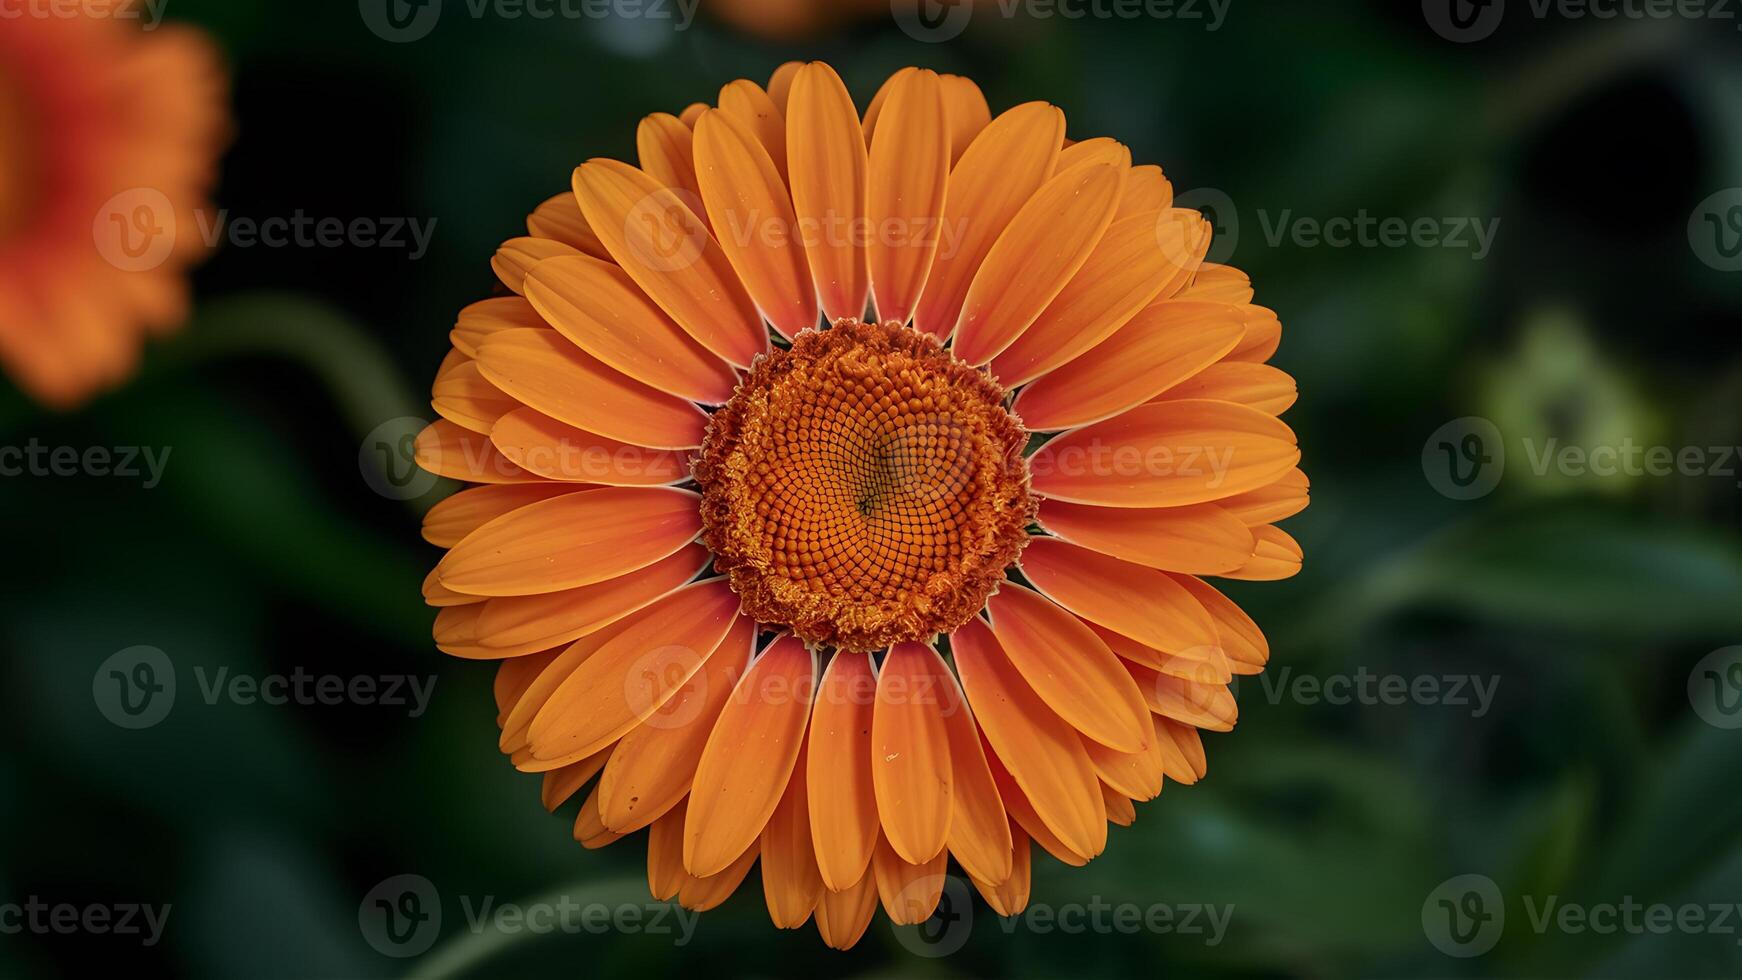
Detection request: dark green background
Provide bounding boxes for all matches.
[3,0,1741,976]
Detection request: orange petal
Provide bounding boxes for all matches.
[865,68,950,326]
[685,636,817,877]
[678,102,707,128]
[761,739,824,928]
[424,565,484,607]
[1227,305,1282,362]
[1036,498,1256,575]
[872,836,946,925]
[938,668,1013,885]
[595,615,754,833]
[787,62,870,324]
[495,650,558,724]
[1178,263,1253,304]
[717,79,787,180]
[988,213,1187,387]
[522,254,738,404]
[525,579,741,766]
[573,785,624,849]
[488,408,689,487]
[1082,729,1163,802]
[1089,622,1232,684]
[1020,538,1220,658]
[572,159,767,369]
[499,612,647,755]
[807,650,880,891]
[1173,574,1270,675]
[1154,361,1298,415]
[1116,165,1173,218]
[984,583,1151,752]
[474,328,708,450]
[437,486,700,597]
[814,867,879,951]
[871,642,954,864]
[952,162,1125,365]
[526,192,609,259]
[422,483,580,548]
[911,101,1065,339]
[1013,301,1245,430]
[1102,786,1137,826]
[980,740,1091,866]
[676,840,759,911]
[415,418,541,484]
[767,61,803,111]
[452,296,549,358]
[951,617,1107,860]
[1221,524,1303,580]
[636,113,704,214]
[1056,137,1131,172]
[938,73,991,164]
[541,747,611,811]
[493,237,581,295]
[445,544,710,659]
[1218,467,1310,526]
[647,800,689,900]
[433,353,516,434]
[1128,662,1238,731]
[694,109,818,338]
[1028,399,1300,507]
[969,825,1031,916]
[1156,717,1209,783]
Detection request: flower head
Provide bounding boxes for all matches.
[418,61,1306,950]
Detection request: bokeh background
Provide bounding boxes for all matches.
[3,0,1741,976]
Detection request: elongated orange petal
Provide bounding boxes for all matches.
[1173,574,1270,675]
[422,484,580,548]
[1156,717,1209,783]
[980,740,1092,866]
[1036,498,1255,575]
[437,486,699,597]
[493,237,580,294]
[969,824,1031,916]
[1088,622,1232,684]
[911,102,1064,339]
[1227,305,1282,362]
[522,254,738,404]
[694,109,818,338]
[1014,301,1245,430]
[1102,786,1137,826]
[807,650,880,891]
[767,61,803,110]
[814,866,879,951]
[1221,524,1303,580]
[1178,263,1253,304]
[871,642,953,864]
[952,162,1124,365]
[952,617,1107,860]
[432,354,516,434]
[872,836,946,925]
[595,615,754,833]
[988,213,1184,387]
[938,667,1012,885]
[498,613,645,754]
[440,544,709,659]
[572,159,767,368]
[1082,728,1163,802]
[1116,165,1173,218]
[474,328,708,450]
[1218,467,1310,525]
[1020,538,1220,659]
[717,79,787,180]
[787,62,870,324]
[677,841,759,911]
[761,739,824,929]
[451,296,549,357]
[679,102,707,128]
[525,579,740,765]
[1136,670,1238,732]
[527,192,609,259]
[488,408,688,487]
[1028,399,1300,507]
[1057,137,1131,172]
[1154,360,1298,415]
[647,800,689,900]
[573,785,623,849]
[424,565,485,608]
[865,68,949,325]
[938,73,991,164]
[636,112,704,214]
[984,583,1151,752]
[541,747,611,811]
[415,419,541,484]
[495,650,558,724]
[685,636,817,877]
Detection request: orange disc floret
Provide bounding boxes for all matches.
[696,318,1033,650]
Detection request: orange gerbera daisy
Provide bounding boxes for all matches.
[0,4,225,406]
[417,61,1306,950]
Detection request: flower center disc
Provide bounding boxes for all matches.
[696,319,1033,651]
